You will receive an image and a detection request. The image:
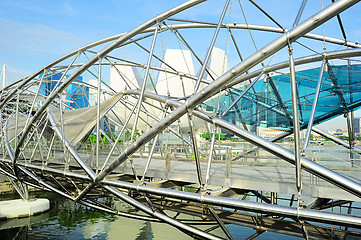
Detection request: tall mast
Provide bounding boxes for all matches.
[1,64,6,89]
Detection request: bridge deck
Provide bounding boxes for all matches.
[111,156,361,202]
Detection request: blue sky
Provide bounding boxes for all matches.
[0,0,187,77]
[1,0,361,131]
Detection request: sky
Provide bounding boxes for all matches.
[1,0,361,131]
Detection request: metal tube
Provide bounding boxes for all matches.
[303,60,325,151]
[59,93,67,167]
[2,15,360,115]
[4,115,15,160]
[268,78,293,125]
[8,176,26,200]
[348,59,355,148]
[311,127,361,154]
[141,134,160,182]
[327,62,348,108]
[331,0,347,41]
[12,0,207,181]
[97,0,361,184]
[129,90,361,199]
[100,128,120,154]
[208,207,233,240]
[249,0,284,30]
[103,179,361,229]
[11,160,361,228]
[14,92,20,152]
[221,72,263,117]
[46,133,55,161]
[47,108,96,180]
[172,28,215,82]
[24,72,46,131]
[102,101,138,171]
[187,112,203,186]
[132,24,159,140]
[288,45,302,205]
[346,113,354,149]
[141,108,167,182]
[96,60,102,174]
[80,199,160,222]
[205,125,216,188]
[229,92,248,131]
[194,0,230,91]
[293,0,308,27]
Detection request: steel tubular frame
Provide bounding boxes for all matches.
[2,160,360,231]
[288,44,303,206]
[123,89,361,199]
[1,1,361,239]
[95,0,361,187]
[303,60,325,151]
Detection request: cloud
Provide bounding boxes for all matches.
[63,1,77,16]
[0,18,85,55]
[1,1,44,13]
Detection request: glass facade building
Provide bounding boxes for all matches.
[40,73,89,109]
[202,64,361,132]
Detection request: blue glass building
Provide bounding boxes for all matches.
[40,73,89,109]
[202,64,361,133]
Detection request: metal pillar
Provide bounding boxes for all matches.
[1,64,5,89]
[194,0,230,91]
[132,24,159,140]
[303,60,325,151]
[221,72,263,117]
[133,90,361,199]
[293,0,308,27]
[268,78,293,125]
[288,44,302,206]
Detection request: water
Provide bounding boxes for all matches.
[0,192,303,240]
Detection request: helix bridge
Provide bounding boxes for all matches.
[1,0,361,239]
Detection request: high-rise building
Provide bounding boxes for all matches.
[66,78,89,109]
[354,117,361,136]
[40,73,89,109]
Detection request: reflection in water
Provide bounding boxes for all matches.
[1,226,28,240]
[0,191,309,239]
[136,222,153,240]
[0,190,308,239]
[0,192,194,240]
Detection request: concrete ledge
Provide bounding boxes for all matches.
[0,198,50,220]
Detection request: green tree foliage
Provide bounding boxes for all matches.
[200,132,225,140]
[85,129,141,144]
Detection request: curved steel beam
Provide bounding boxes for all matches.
[165,22,360,48]
[9,160,361,229]
[227,47,361,88]
[1,19,359,106]
[94,0,361,186]
[121,89,361,199]
[11,0,207,181]
[103,179,361,229]
[50,47,361,98]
